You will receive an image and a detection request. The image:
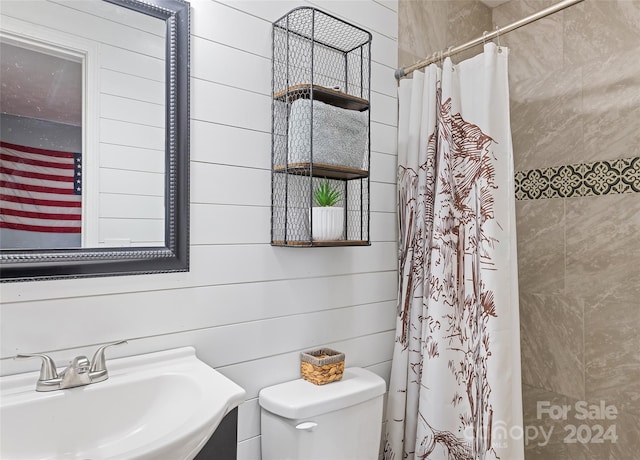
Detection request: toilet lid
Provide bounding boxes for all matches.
[258,367,386,419]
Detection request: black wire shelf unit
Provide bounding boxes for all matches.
[271,7,372,247]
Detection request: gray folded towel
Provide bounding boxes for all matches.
[288,99,368,169]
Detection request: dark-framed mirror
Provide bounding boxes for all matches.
[0,0,190,282]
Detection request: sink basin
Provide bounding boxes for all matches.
[0,347,246,460]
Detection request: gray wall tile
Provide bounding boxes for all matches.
[516,198,565,293]
[565,193,640,304]
[520,293,584,399]
[585,299,640,418]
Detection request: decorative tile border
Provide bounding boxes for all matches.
[515,157,640,200]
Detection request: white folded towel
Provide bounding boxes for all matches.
[287,99,368,169]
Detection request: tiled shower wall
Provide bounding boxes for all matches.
[500,1,640,458]
[399,0,640,458]
[398,0,492,68]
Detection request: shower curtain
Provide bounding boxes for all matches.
[384,43,524,460]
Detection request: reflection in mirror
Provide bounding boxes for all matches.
[1,41,83,249]
[1,0,167,250]
[0,0,189,281]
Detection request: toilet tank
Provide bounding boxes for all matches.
[259,367,386,460]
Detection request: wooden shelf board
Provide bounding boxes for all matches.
[273,84,369,111]
[272,240,370,247]
[273,162,368,180]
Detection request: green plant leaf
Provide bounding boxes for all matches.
[314,179,341,207]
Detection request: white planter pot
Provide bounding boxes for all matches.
[311,206,344,241]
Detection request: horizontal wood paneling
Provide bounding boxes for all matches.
[371,151,398,184]
[191,120,271,169]
[99,168,164,196]
[371,211,397,242]
[100,194,164,219]
[99,119,165,150]
[98,218,164,245]
[191,204,271,245]
[100,92,164,125]
[200,0,397,67]
[1,299,397,372]
[99,144,165,173]
[1,1,398,458]
[1,271,397,357]
[371,121,398,155]
[191,0,272,57]
[221,331,395,401]
[1,0,164,58]
[372,60,398,97]
[191,163,271,206]
[191,205,396,245]
[371,90,399,127]
[187,243,398,286]
[191,78,395,132]
[191,78,271,131]
[100,70,164,104]
[0,242,397,304]
[100,45,164,82]
[237,435,261,460]
[374,0,398,12]
[49,0,166,36]
[308,0,398,40]
[191,37,272,95]
[371,182,398,213]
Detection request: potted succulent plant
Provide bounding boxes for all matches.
[311,179,344,241]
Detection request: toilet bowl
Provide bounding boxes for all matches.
[258,367,386,460]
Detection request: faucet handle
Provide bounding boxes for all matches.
[15,353,59,381]
[89,340,128,374]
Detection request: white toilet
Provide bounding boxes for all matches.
[258,367,386,460]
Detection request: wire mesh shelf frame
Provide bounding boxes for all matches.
[271,7,372,247]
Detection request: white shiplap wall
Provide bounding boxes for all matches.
[0,0,398,457]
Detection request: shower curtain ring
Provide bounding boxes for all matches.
[495,25,502,50]
[482,30,488,45]
[446,46,456,68]
[429,50,438,66]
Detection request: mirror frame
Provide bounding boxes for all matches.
[0,0,190,282]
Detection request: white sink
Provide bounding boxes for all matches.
[0,347,246,460]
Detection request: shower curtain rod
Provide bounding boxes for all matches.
[394,0,585,79]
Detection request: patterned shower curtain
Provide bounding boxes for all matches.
[384,44,524,460]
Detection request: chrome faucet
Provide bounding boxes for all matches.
[16,340,127,392]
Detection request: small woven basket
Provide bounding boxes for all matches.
[300,348,345,385]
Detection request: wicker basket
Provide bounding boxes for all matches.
[300,348,345,385]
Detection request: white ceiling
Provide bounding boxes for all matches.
[0,42,82,126]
